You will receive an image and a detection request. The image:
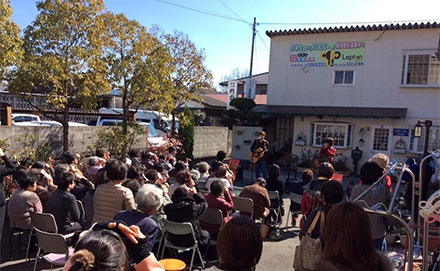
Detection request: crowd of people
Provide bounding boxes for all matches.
[0,130,437,271]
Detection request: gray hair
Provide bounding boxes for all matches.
[88,156,99,167]
[197,162,210,173]
[136,184,163,215]
[190,169,200,182]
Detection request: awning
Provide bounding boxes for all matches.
[252,105,407,119]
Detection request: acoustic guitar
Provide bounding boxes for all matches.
[248,141,277,164]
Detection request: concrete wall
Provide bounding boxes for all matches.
[231,126,263,160]
[193,126,230,159]
[267,28,440,125]
[0,126,147,156]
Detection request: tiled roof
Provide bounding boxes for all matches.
[266,22,439,37]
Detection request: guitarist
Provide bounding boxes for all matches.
[250,131,269,179]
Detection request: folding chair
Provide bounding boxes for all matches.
[232,196,254,220]
[33,228,73,271]
[159,220,205,271]
[267,190,282,228]
[30,211,74,238]
[77,200,85,222]
[199,208,224,231]
[286,193,303,228]
[9,227,32,261]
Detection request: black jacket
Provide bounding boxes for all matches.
[0,155,16,207]
[164,193,209,247]
[45,188,81,234]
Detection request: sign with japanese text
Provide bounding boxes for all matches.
[289,41,365,68]
[245,78,256,99]
[227,81,238,109]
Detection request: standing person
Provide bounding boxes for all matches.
[45,172,82,234]
[319,138,336,165]
[239,178,271,220]
[313,202,393,271]
[0,148,15,249]
[351,161,390,250]
[250,131,269,180]
[93,160,136,222]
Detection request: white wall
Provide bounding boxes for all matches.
[267,28,440,125]
[231,126,262,160]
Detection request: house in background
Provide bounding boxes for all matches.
[255,22,440,168]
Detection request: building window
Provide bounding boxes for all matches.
[409,127,440,153]
[401,52,440,86]
[372,127,391,151]
[334,71,354,85]
[311,123,352,148]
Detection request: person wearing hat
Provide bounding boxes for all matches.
[164,187,209,248]
[369,153,392,192]
[250,131,269,180]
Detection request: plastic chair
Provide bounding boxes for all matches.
[232,196,254,220]
[159,220,205,271]
[33,228,73,271]
[267,190,282,228]
[286,193,303,228]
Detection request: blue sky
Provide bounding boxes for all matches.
[10,0,440,89]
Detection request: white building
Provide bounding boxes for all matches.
[256,22,440,168]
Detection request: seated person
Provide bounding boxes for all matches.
[8,169,42,230]
[299,180,343,241]
[93,160,135,223]
[114,184,162,249]
[239,178,271,220]
[206,164,231,193]
[299,169,314,215]
[197,162,210,184]
[350,161,390,250]
[202,180,234,232]
[164,187,209,247]
[266,164,284,219]
[167,170,197,197]
[45,172,82,234]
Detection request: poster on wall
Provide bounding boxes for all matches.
[289,41,365,68]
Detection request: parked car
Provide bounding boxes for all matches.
[12,120,87,127]
[11,114,41,124]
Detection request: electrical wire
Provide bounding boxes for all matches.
[153,0,245,23]
[217,0,252,27]
[256,30,269,52]
[259,19,439,26]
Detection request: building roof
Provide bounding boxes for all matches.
[219,72,268,86]
[266,21,440,37]
[205,94,267,105]
[252,105,407,119]
[201,94,228,107]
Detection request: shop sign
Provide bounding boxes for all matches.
[393,129,409,137]
[289,41,364,68]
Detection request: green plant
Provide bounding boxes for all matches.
[2,134,54,163]
[178,107,195,160]
[92,121,145,158]
[220,98,261,128]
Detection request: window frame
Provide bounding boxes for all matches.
[311,122,353,149]
[371,126,392,153]
[333,70,355,86]
[409,126,440,154]
[401,50,440,87]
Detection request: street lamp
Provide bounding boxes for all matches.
[414,120,433,156]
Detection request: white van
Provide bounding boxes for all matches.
[95,108,178,134]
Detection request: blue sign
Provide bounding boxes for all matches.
[393,129,409,137]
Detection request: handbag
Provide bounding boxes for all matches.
[293,210,325,271]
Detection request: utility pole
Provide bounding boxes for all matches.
[244,17,257,98]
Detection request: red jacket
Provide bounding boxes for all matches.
[319,147,336,164]
[202,190,234,232]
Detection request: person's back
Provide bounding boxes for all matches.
[164,188,209,247]
[202,180,234,232]
[45,172,81,234]
[239,178,270,220]
[93,160,135,223]
[350,162,390,248]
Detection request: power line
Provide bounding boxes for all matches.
[256,30,269,52]
[154,0,244,23]
[259,19,439,26]
[217,0,252,27]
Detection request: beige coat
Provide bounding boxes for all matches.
[93,181,135,223]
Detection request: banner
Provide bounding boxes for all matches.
[227,81,238,109]
[245,78,256,99]
[289,41,365,68]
